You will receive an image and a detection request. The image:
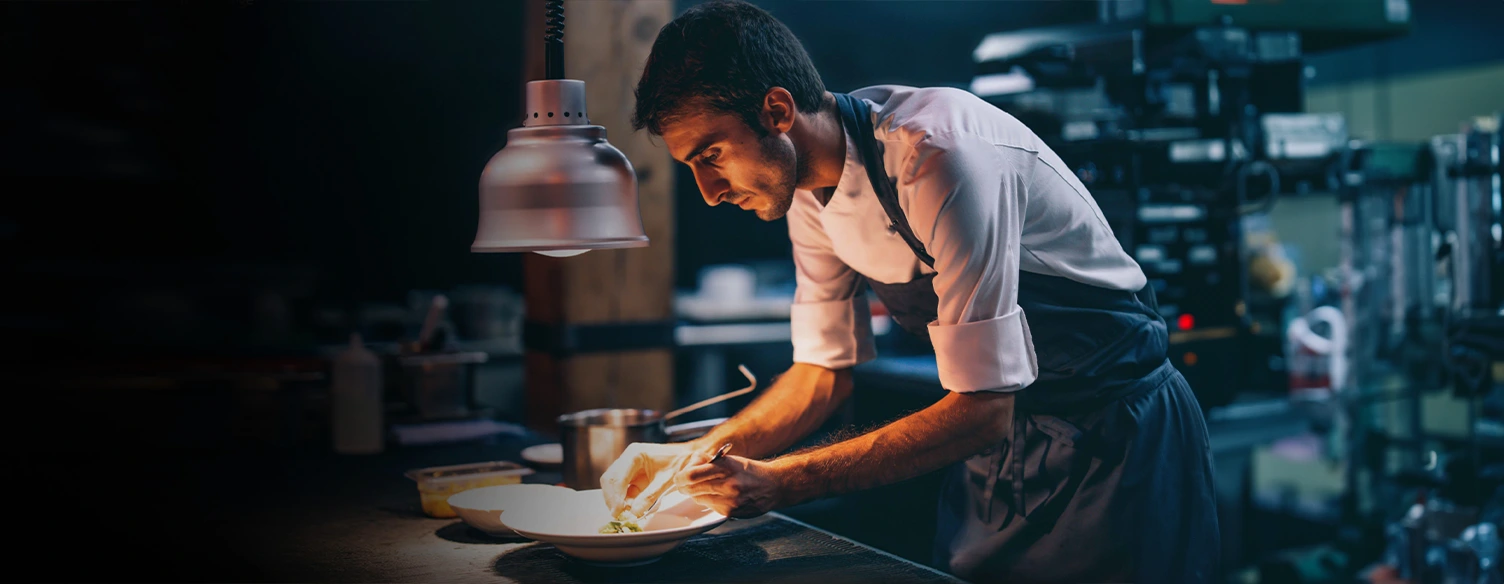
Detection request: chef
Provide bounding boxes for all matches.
[600,1,1220,582]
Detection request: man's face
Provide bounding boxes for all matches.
[660,110,800,221]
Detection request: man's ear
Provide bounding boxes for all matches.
[761,87,797,135]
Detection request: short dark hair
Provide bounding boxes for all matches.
[632,0,826,136]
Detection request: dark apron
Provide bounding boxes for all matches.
[833,93,1220,583]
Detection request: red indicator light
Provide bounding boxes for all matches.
[1177,313,1195,330]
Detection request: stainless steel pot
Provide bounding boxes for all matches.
[557,365,757,489]
[558,410,725,489]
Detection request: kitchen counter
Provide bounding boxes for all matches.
[21,437,964,583]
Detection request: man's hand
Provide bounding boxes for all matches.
[674,453,786,518]
[599,442,703,518]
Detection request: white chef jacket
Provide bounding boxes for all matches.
[788,85,1147,393]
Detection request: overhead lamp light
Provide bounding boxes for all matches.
[472,0,648,258]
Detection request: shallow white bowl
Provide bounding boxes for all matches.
[446,483,574,537]
[500,488,727,566]
[520,443,563,467]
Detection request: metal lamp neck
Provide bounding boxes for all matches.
[523,79,591,127]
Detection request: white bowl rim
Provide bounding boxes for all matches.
[520,443,564,465]
[446,483,573,512]
[500,489,727,543]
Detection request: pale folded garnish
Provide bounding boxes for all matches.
[600,509,644,534]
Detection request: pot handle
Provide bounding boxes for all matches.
[662,365,758,422]
[664,417,726,442]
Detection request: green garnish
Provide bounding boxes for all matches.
[599,520,642,534]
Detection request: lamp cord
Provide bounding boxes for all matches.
[545,0,565,80]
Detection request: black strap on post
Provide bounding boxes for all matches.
[832,93,936,268]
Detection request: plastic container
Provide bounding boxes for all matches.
[1285,305,1347,398]
[404,461,534,518]
[331,333,384,454]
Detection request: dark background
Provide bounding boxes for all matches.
[5,0,1501,359]
[4,1,531,359]
[1,1,1500,580]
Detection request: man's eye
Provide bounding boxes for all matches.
[701,152,719,164]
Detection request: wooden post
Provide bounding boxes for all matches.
[521,0,677,431]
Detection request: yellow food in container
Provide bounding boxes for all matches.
[404,461,534,518]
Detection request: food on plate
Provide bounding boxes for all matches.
[599,509,644,533]
[598,520,643,534]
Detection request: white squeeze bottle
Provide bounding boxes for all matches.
[332,333,384,454]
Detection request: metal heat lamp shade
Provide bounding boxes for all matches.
[472,79,648,257]
[473,1,646,257]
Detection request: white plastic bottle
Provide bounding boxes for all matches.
[332,333,384,454]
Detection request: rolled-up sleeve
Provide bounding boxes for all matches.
[787,191,875,369]
[903,132,1038,392]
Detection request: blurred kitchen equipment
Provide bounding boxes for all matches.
[559,365,757,489]
[397,351,489,420]
[1432,117,1503,320]
[1460,523,1502,584]
[1285,305,1348,398]
[1385,496,1500,584]
[358,302,410,343]
[331,333,384,454]
[449,285,524,349]
[404,460,534,518]
[416,294,448,352]
[698,264,756,303]
[470,0,647,258]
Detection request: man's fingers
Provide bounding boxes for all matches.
[626,468,679,516]
[684,492,735,517]
[599,442,703,518]
[677,475,734,499]
[642,468,677,500]
[601,444,657,513]
[677,457,734,485]
[682,449,712,468]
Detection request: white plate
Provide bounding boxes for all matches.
[520,443,563,466]
[501,488,727,566]
[447,483,574,537]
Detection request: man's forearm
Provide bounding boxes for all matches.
[771,389,1014,505]
[694,363,852,460]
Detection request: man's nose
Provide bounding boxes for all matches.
[693,168,729,206]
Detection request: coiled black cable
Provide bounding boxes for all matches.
[545,0,565,79]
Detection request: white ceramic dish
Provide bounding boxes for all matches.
[500,488,727,566]
[520,443,563,467]
[446,483,574,537]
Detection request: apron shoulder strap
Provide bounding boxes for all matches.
[832,92,936,269]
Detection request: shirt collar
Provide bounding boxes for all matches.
[817,124,863,209]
